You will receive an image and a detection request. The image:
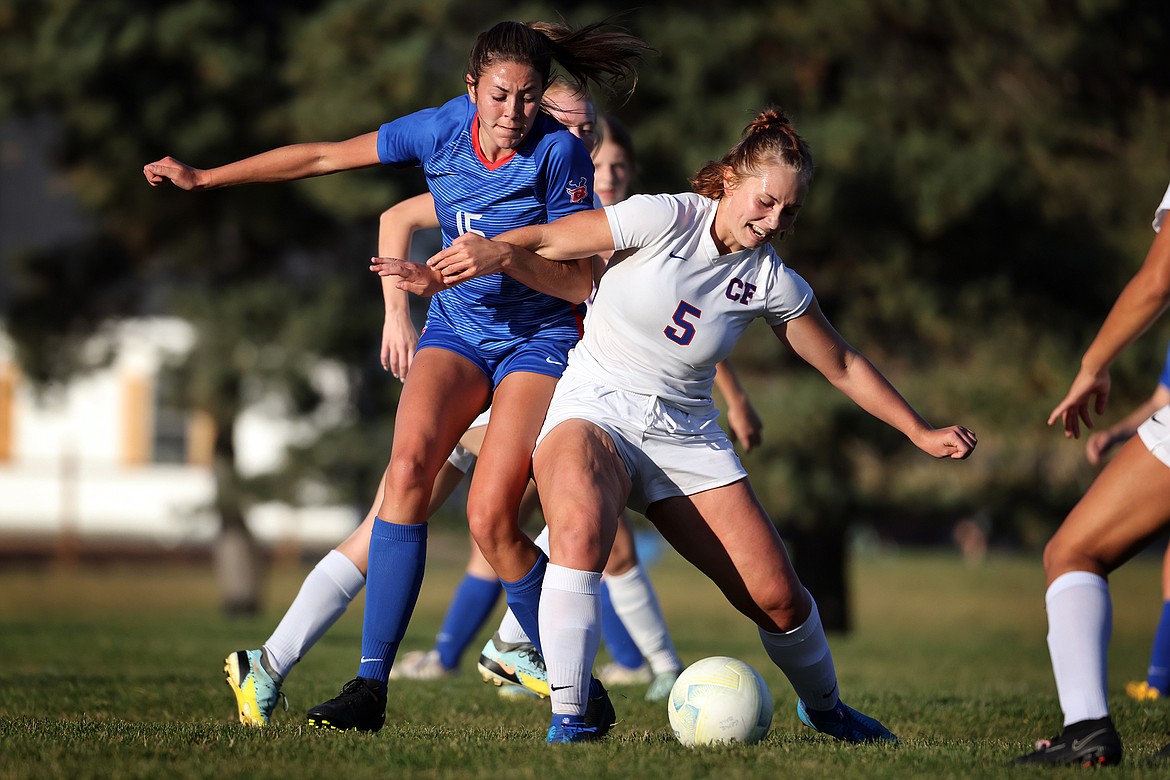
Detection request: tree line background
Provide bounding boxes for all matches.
[2,0,1169,623]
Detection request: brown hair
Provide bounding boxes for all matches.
[690,108,813,200]
[595,114,636,175]
[466,20,653,101]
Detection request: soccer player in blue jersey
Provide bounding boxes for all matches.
[145,19,652,735]
[376,108,976,743]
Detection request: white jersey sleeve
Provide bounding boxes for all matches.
[1155,181,1170,233]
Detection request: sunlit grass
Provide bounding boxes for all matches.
[1,535,1168,779]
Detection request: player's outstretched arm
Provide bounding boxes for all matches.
[1049,225,1170,439]
[143,133,381,190]
[778,299,976,460]
[1085,383,1170,465]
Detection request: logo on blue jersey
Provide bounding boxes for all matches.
[565,177,589,204]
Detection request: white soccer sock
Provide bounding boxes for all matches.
[1045,571,1111,725]
[758,593,840,711]
[604,563,681,674]
[262,549,365,681]
[540,564,602,716]
[494,527,550,645]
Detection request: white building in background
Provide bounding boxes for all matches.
[0,317,360,551]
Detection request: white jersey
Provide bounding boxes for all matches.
[562,192,813,412]
[1155,181,1170,232]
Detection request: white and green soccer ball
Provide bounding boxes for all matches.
[668,656,773,746]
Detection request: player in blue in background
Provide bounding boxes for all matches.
[377,108,976,743]
[145,19,652,735]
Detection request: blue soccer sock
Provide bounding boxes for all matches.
[356,518,428,684]
[1147,600,1170,694]
[435,573,502,670]
[499,552,548,655]
[599,581,644,669]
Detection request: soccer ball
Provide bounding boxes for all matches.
[668,656,773,746]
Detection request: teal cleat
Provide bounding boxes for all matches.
[477,633,548,698]
[224,649,283,727]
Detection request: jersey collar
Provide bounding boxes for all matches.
[470,113,517,171]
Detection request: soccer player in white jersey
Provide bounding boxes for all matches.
[376,108,977,743]
[145,20,652,735]
[1013,181,1170,767]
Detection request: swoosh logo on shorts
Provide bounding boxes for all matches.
[545,357,564,366]
[668,253,687,262]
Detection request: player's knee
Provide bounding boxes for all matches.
[549,515,608,570]
[757,585,811,633]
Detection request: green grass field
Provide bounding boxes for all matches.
[2,536,1169,779]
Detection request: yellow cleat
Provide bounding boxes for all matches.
[1125,680,1162,701]
[224,649,283,726]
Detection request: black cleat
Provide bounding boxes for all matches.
[306,677,387,732]
[583,678,617,738]
[1014,717,1122,767]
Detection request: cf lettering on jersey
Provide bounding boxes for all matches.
[725,277,757,305]
[456,211,486,237]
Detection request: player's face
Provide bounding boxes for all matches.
[592,139,631,207]
[468,61,543,160]
[544,89,598,154]
[714,164,806,253]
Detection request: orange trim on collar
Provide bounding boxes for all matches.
[471,113,517,170]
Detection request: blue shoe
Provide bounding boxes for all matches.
[477,633,548,698]
[224,649,283,727]
[547,715,603,744]
[797,699,898,744]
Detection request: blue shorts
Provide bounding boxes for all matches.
[418,314,577,386]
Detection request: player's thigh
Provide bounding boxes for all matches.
[391,347,490,474]
[648,480,806,629]
[534,419,630,571]
[1046,437,1170,579]
[467,371,558,520]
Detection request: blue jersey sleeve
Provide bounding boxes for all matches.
[536,122,596,222]
[1159,342,1170,391]
[376,95,471,168]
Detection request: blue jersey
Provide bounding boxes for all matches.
[377,95,592,361]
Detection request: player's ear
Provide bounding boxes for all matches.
[721,166,737,198]
[465,74,476,100]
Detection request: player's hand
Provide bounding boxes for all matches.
[143,157,202,189]
[1048,367,1111,439]
[380,311,418,381]
[1084,431,1113,466]
[369,257,446,296]
[916,425,978,459]
[427,233,511,282]
[725,400,763,453]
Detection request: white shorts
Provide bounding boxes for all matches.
[1138,404,1170,468]
[446,407,492,473]
[536,372,746,514]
